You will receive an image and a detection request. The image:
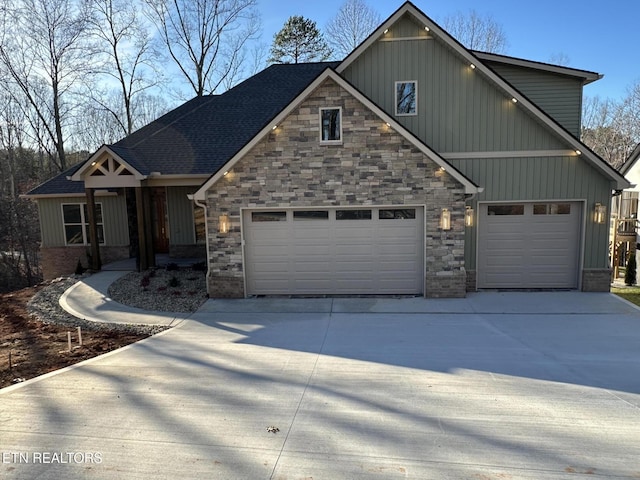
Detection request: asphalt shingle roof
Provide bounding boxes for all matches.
[28,62,339,195]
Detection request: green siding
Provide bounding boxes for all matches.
[342,14,566,153]
[449,156,612,270]
[38,194,129,247]
[484,62,583,137]
[167,186,197,245]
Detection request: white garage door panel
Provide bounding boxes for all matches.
[478,202,581,289]
[244,207,424,295]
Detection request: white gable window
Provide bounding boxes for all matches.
[62,203,104,245]
[320,107,342,144]
[395,81,417,116]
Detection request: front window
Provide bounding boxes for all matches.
[395,81,417,115]
[62,203,104,245]
[320,107,342,143]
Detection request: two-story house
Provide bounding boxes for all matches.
[26,1,629,297]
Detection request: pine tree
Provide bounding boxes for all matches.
[269,16,332,64]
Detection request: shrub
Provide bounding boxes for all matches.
[140,275,151,290]
[625,253,637,286]
[191,261,207,272]
[168,276,180,288]
[75,259,85,275]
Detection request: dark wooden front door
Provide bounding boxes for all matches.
[152,188,169,253]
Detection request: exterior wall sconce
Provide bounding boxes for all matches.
[465,206,474,227]
[219,214,230,234]
[440,208,451,230]
[594,203,606,224]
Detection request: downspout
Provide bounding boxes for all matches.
[191,195,211,296]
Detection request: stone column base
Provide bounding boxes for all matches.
[425,270,467,298]
[581,269,612,292]
[208,274,245,298]
[465,270,477,292]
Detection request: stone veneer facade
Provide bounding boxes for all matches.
[205,78,467,298]
[581,269,612,292]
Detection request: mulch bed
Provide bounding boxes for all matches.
[0,284,148,389]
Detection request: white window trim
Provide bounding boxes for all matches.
[61,202,105,246]
[319,107,343,145]
[395,80,418,116]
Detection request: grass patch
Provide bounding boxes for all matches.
[611,285,640,306]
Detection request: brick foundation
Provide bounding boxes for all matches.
[465,270,477,292]
[208,275,244,298]
[581,269,611,292]
[41,246,130,279]
[169,244,206,259]
[426,270,467,298]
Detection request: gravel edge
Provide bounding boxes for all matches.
[27,275,169,336]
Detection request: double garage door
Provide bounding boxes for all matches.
[243,207,424,295]
[477,201,582,289]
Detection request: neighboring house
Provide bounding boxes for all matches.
[26,1,629,298]
[612,144,640,278]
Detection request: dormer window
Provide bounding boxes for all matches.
[320,107,342,144]
[395,81,417,116]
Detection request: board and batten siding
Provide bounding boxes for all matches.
[448,155,613,271]
[341,14,566,154]
[37,194,129,247]
[484,62,584,137]
[166,186,198,245]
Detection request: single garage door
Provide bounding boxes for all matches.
[478,202,582,289]
[243,207,424,295]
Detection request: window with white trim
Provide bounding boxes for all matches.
[395,81,417,115]
[320,107,342,143]
[62,203,104,245]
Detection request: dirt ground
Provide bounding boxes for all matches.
[0,285,148,389]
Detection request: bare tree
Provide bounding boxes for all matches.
[143,0,261,97]
[325,0,381,59]
[0,0,93,171]
[581,95,636,169]
[548,52,571,66]
[88,0,163,137]
[441,10,508,53]
[71,91,170,150]
[0,95,42,289]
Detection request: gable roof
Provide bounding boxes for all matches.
[106,61,339,176]
[620,143,640,176]
[193,68,480,201]
[473,51,602,85]
[26,62,339,196]
[337,1,629,190]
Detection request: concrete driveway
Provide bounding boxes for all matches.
[2,292,640,479]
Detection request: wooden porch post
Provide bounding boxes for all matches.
[135,186,156,271]
[143,187,155,268]
[135,187,149,271]
[85,187,102,271]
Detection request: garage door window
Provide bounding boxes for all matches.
[336,209,372,220]
[488,205,524,215]
[294,210,329,221]
[379,209,416,219]
[533,204,571,215]
[251,211,287,222]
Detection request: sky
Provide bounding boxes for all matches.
[256,0,638,101]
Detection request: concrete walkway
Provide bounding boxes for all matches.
[60,271,188,327]
[2,271,640,479]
